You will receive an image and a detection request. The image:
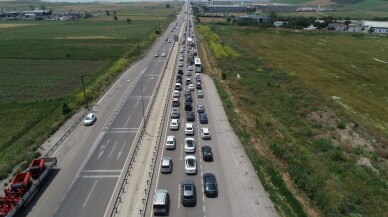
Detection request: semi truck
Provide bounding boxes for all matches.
[0,157,57,217]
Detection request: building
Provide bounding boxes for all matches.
[328,23,347,31]
[206,5,249,13]
[362,21,388,34]
[252,3,298,12]
[274,21,285,27]
[236,14,269,25]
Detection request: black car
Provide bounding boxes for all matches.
[176,78,182,84]
[201,146,213,161]
[185,102,192,111]
[196,82,202,89]
[181,180,196,206]
[199,113,208,124]
[186,111,195,121]
[178,67,183,75]
[203,173,218,197]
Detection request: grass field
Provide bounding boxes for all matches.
[197,24,388,217]
[0,1,182,180]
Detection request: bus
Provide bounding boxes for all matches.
[194,57,202,73]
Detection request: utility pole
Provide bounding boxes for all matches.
[137,39,141,57]
[78,74,88,109]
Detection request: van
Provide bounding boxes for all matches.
[175,83,181,90]
[153,189,169,215]
[172,98,180,107]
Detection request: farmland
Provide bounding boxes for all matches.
[197,24,388,216]
[0,1,182,180]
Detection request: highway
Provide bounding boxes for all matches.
[21,8,186,217]
[145,3,277,217]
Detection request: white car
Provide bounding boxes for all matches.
[161,53,166,57]
[184,138,196,153]
[195,73,200,79]
[84,113,97,126]
[154,53,159,57]
[187,66,193,71]
[178,62,184,67]
[180,49,184,53]
[171,108,180,118]
[170,119,179,130]
[188,84,195,91]
[184,156,197,174]
[168,39,172,43]
[185,123,194,135]
[173,90,180,98]
[179,56,184,61]
[165,135,176,150]
[201,128,211,140]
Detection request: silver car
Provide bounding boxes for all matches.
[196,104,205,113]
[161,157,172,173]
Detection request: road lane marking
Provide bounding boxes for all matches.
[98,139,110,160]
[106,130,138,134]
[83,180,98,207]
[180,143,183,161]
[83,170,122,173]
[111,128,139,130]
[117,139,127,160]
[108,141,118,159]
[177,184,181,209]
[82,175,120,178]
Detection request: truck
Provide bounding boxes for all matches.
[0,157,57,217]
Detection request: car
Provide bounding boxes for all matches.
[197,90,204,98]
[200,128,211,140]
[84,113,97,126]
[185,95,193,103]
[168,39,172,43]
[186,78,192,85]
[197,104,205,113]
[186,111,195,121]
[203,173,218,197]
[165,135,176,150]
[173,90,180,98]
[153,189,170,215]
[179,56,184,61]
[154,53,159,57]
[180,49,184,53]
[186,70,192,76]
[184,90,192,97]
[172,98,180,107]
[187,65,193,71]
[170,119,179,130]
[185,123,194,136]
[184,138,195,153]
[201,146,213,161]
[171,108,180,118]
[188,84,195,91]
[181,180,196,206]
[184,102,192,111]
[195,73,200,79]
[165,38,168,41]
[161,157,173,173]
[178,62,184,67]
[176,78,182,85]
[199,113,208,124]
[185,156,197,174]
[162,52,166,57]
[196,82,202,89]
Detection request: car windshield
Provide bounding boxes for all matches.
[187,140,193,146]
[85,116,91,120]
[187,159,195,166]
[206,183,216,190]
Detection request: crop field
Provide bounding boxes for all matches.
[0,1,182,180]
[197,24,388,217]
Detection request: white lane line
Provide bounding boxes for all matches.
[180,143,183,161]
[98,139,110,160]
[124,99,139,127]
[177,184,181,209]
[106,131,138,134]
[83,180,98,207]
[82,175,120,179]
[117,139,127,160]
[83,170,122,173]
[108,141,118,159]
[111,128,139,130]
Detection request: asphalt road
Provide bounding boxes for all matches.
[145,4,278,217]
[21,11,185,217]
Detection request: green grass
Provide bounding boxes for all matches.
[198,24,388,217]
[0,1,182,180]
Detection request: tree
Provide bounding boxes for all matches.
[126,18,132,24]
[113,10,117,16]
[368,27,375,33]
[62,102,72,115]
[113,15,118,21]
[166,4,171,8]
[106,10,110,16]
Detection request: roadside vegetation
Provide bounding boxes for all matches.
[0,1,182,181]
[197,24,388,216]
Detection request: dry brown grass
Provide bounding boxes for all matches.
[0,24,36,29]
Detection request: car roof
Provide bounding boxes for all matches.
[167,135,175,140]
[86,113,95,117]
[182,180,194,186]
[203,173,215,179]
[201,128,209,132]
[185,123,193,127]
[161,157,171,165]
[202,145,211,150]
